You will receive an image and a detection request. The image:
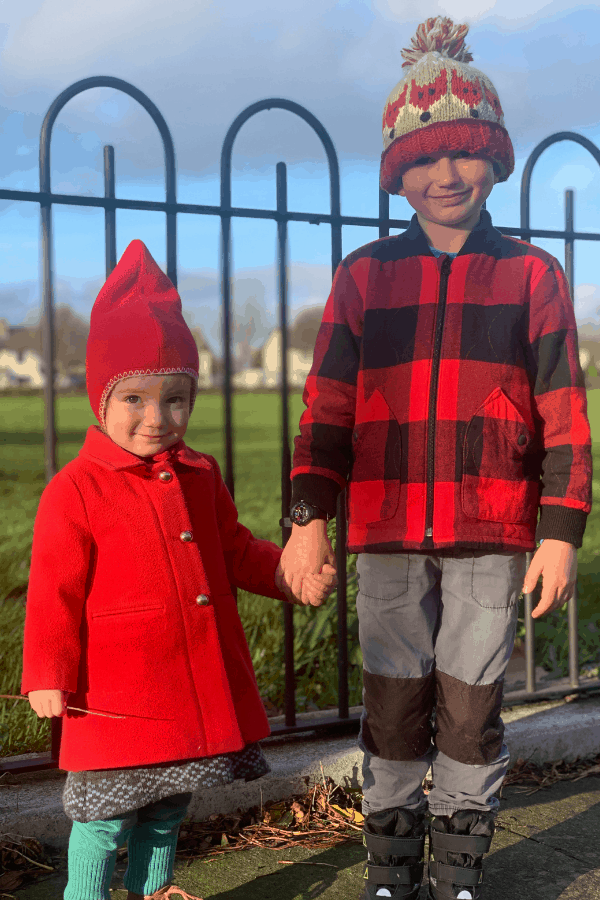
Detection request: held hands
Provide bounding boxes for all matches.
[523,539,577,619]
[28,689,68,718]
[276,520,337,607]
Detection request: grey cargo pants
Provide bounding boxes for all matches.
[356,550,527,818]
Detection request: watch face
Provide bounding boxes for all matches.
[291,502,311,525]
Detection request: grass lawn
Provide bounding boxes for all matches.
[1,390,599,757]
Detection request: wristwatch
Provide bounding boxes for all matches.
[280,501,330,528]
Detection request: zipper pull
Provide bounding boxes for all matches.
[425,527,433,537]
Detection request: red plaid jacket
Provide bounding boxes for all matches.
[291,210,592,553]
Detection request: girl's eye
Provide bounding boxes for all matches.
[125,395,141,404]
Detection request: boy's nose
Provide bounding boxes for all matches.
[432,157,462,183]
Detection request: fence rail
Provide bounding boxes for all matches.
[1,76,599,775]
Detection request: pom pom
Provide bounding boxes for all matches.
[401,16,473,68]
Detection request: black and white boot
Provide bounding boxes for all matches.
[427,810,495,900]
[360,807,425,900]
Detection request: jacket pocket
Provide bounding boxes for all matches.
[462,387,540,524]
[91,602,164,619]
[348,389,401,525]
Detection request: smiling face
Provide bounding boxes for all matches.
[104,373,193,457]
[398,150,498,251]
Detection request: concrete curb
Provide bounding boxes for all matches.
[1,695,600,849]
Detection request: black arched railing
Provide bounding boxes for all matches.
[1,81,599,774]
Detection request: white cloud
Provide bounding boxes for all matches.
[575,283,600,324]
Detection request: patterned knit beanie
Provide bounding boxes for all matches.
[86,240,199,426]
[380,16,514,194]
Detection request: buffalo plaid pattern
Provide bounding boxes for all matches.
[291,210,592,553]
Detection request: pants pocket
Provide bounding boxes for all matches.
[470,551,527,609]
[356,552,410,599]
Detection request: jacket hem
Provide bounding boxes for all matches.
[349,539,537,555]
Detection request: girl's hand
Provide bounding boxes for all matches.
[28,689,68,718]
[300,563,338,607]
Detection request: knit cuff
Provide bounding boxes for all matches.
[290,473,343,518]
[535,505,588,549]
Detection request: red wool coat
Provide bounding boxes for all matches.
[21,426,286,772]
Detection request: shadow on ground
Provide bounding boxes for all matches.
[14,776,600,900]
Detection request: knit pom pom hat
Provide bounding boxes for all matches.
[86,240,199,426]
[380,16,514,194]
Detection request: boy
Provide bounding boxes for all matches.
[279,16,592,900]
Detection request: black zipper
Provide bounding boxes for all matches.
[422,255,452,548]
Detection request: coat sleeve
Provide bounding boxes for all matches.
[528,256,592,548]
[290,259,363,516]
[21,471,92,696]
[208,457,288,601]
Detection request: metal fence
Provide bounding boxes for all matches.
[1,76,599,775]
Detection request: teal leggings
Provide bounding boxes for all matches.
[64,792,192,900]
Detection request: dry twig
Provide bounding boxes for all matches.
[175,776,363,863]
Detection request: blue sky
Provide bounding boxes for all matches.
[1,0,599,351]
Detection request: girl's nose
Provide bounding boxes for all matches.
[143,401,163,426]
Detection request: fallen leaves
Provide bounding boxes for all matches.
[175,776,364,863]
[0,835,56,894]
[501,753,600,796]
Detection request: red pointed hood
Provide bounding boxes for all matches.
[86,240,199,424]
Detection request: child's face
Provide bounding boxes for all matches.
[104,373,192,457]
[398,150,497,232]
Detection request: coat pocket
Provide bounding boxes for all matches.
[462,388,540,524]
[348,389,401,525]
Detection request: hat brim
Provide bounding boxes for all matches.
[380,119,514,194]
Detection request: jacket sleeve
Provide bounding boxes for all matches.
[290,259,363,516]
[21,472,92,696]
[528,256,592,548]
[209,456,288,601]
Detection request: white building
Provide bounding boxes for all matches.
[0,349,45,388]
[262,307,324,388]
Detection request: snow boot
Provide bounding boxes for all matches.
[360,807,426,900]
[427,810,495,900]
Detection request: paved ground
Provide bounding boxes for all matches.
[14,775,600,900]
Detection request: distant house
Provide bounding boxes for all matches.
[0,348,45,388]
[262,307,324,388]
[190,327,214,388]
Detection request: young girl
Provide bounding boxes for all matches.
[21,240,336,900]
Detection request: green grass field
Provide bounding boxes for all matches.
[1,390,599,756]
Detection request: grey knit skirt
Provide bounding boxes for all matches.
[62,742,270,823]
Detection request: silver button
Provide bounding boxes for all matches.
[180,531,193,542]
[196,594,210,606]
[158,471,172,482]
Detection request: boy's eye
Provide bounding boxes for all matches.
[414,156,434,166]
[168,395,185,404]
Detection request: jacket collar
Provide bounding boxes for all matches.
[79,425,211,471]
[404,208,503,257]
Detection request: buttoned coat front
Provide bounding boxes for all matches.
[21,426,286,772]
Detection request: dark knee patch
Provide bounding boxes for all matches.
[434,669,504,765]
[362,670,435,760]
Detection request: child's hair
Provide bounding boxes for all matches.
[380,16,514,194]
[85,241,199,427]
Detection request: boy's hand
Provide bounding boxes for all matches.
[523,539,577,619]
[28,689,68,718]
[299,563,338,607]
[278,520,336,600]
